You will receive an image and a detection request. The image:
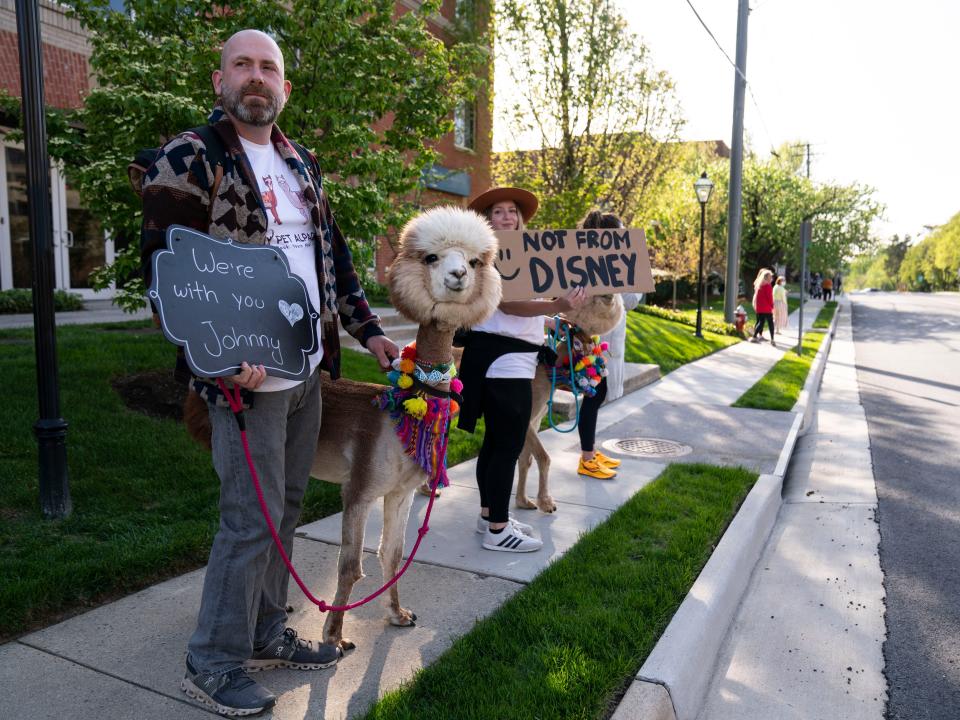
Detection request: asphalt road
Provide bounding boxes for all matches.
[852,292,960,719]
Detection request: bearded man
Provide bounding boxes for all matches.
[141,29,397,716]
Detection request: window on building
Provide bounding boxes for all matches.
[454,101,476,151]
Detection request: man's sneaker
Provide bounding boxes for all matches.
[181,656,276,717]
[482,524,543,552]
[593,450,621,468]
[245,628,342,672]
[578,458,616,479]
[476,514,534,536]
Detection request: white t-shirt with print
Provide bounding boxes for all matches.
[472,309,545,379]
[239,136,323,392]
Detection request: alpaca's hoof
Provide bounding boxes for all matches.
[389,608,417,627]
[325,638,355,652]
[416,482,438,498]
[537,496,557,513]
[515,495,537,510]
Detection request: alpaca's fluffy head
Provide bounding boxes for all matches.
[388,206,501,328]
[564,293,624,336]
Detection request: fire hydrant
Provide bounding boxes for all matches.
[734,304,747,336]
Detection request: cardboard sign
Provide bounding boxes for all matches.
[148,225,320,380]
[494,227,655,301]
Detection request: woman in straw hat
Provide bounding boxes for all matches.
[457,187,585,553]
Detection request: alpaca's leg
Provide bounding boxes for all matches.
[515,429,537,510]
[379,484,417,627]
[323,497,373,651]
[530,431,555,513]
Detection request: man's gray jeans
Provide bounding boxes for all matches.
[188,370,321,674]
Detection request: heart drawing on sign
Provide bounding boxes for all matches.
[278,300,304,327]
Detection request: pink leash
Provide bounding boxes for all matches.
[216,378,440,613]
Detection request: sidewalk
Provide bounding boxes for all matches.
[2,300,830,719]
[695,301,886,719]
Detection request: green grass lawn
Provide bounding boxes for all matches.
[732,331,827,411]
[360,463,758,720]
[625,310,740,375]
[0,321,383,639]
[813,301,838,328]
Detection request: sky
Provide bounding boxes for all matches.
[494,0,960,242]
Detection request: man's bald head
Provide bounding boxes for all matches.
[220,29,285,76]
[213,29,291,132]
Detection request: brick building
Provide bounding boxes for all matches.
[0,0,103,297]
[0,0,492,295]
[373,0,493,284]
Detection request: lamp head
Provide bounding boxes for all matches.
[694,171,714,204]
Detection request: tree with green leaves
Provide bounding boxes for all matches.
[492,0,683,228]
[897,211,960,291]
[46,0,486,310]
[732,151,882,288]
[644,145,728,305]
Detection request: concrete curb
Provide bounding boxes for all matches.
[794,304,840,435]
[613,304,842,720]
[617,474,785,720]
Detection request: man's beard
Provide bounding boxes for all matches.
[220,81,284,127]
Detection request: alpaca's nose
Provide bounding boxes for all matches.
[450,267,467,280]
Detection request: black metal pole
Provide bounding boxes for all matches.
[16,0,71,518]
[695,201,706,338]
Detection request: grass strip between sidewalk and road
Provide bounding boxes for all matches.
[813,300,838,328]
[360,463,758,720]
[732,331,827,411]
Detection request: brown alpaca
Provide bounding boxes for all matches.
[184,206,500,651]
[515,294,624,513]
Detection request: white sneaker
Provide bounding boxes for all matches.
[482,525,543,552]
[476,515,534,536]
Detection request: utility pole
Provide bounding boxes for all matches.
[805,142,811,179]
[723,0,750,323]
[16,0,72,518]
[798,221,811,356]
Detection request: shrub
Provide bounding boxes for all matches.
[0,289,84,314]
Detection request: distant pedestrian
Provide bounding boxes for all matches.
[750,268,776,347]
[822,276,833,301]
[834,273,843,296]
[773,275,789,334]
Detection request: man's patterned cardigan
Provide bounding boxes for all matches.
[141,106,384,387]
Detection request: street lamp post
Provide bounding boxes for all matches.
[693,172,714,338]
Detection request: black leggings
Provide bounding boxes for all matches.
[577,376,608,452]
[476,378,532,523]
[753,313,774,338]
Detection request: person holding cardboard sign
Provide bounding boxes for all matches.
[458,187,586,553]
[573,210,643,480]
[141,29,397,717]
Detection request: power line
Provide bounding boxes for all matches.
[682,0,777,154]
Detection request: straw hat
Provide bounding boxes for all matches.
[466,186,539,223]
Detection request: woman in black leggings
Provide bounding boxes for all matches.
[458,186,585,553]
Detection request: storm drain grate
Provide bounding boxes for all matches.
[604,437,692,459]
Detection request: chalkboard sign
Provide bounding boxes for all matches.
[148,225,320,380]
[494,227,656,301]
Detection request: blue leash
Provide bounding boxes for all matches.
[546,316,582,433]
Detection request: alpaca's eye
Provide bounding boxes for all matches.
[469,258,481,268]
[423,254,439,265]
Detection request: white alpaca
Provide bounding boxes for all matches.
[309,206,500,649]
